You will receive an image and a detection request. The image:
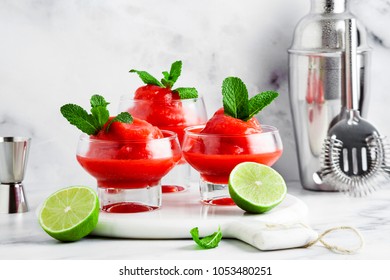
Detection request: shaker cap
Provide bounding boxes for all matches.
[288,0,370,53]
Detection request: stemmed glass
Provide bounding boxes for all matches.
[118,96,207,193]
[76,130,181,213]
[182,125,283,205]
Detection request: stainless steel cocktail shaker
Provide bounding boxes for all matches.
[288,0,371,191]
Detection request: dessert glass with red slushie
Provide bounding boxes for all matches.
[76,119,181,213]
[118,95,207,193]
[182,109,283,205]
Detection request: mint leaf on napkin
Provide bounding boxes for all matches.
[190,226,223,249]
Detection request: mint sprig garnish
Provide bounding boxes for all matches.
[129,70,163,87]
[105,112,133,133]
[222,77,278,121]
[248,91,279,120]
[161,60,182,88]
[174,87,199,99]
[60,104,99,135]
[90,94,110,108]
[60,94,133,135]
[190,226,223,249]
[222,77,250,120]
[130,60,198,99]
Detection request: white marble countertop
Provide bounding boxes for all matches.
[1,181,389,260]
[1,0,390,267]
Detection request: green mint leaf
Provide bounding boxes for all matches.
[190,226,222,249]
[91,106,109,129]
[90,94,109,108]
[220,77,278,121]
[246,91,279,121]
[168,60,182,85]
[90,95,110,128]
[113,112,133,123]
[161,78,174,88]
[174,87,198,99]
[222,77,249,120]
[162,71,170,80]
[161,61,182,88]
[105,112,133,132]
[130,61,197,95]
[60,104,99,135]
[129,69,163,87]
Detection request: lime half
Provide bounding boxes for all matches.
[39,186,99,242]
[228,162,287,213]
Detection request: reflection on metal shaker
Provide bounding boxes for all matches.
[288,0,371,191]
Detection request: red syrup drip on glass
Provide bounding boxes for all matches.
[162,185,185,193]
[102,202,159,213]
[205,197,236,206]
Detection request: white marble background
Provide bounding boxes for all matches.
[1,0,390,191]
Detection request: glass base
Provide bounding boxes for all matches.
[98,184,161,213]
[199,179,235,206]
[161,162,191,193]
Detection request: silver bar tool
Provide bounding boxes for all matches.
[288,0,371,191]
[318,19,390,196]
[0,137,31,213]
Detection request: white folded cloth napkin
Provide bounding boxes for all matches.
[224,222,363,253]
[225,222,318,251]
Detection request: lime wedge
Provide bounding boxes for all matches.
[39,186,99,242]
[228,162,287,213]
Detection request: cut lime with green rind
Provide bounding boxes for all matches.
[228,162,287,214]
[39,186,99,242]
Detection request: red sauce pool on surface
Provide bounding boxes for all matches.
[102,202,159,213]
[162,185,186,193]
[204,197,236,206]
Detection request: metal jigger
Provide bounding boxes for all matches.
[0,137,31,213]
